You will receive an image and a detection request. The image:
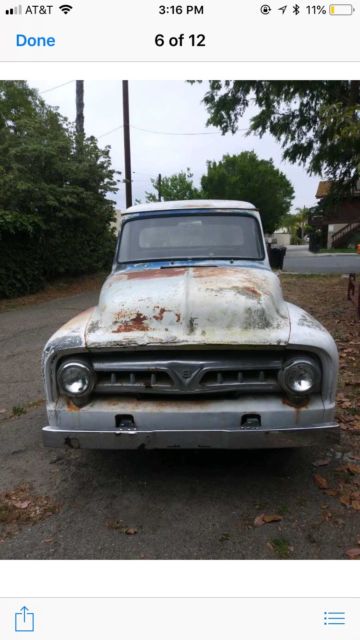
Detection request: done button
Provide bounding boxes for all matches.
[16,34,56,47]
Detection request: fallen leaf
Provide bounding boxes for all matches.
[254,513,283,527]
[0,485,59,530]
[263,514,283,523]
[343,402,353,409]
[313,459,331,468]
[106,519,124,531]
[105,520,138,535]
[324,489,338,497]
[346,548,360,559]
[12,500,31,510]
[322,511,333,522]
[340,494,352,507]
[346,464,360,475]
[313,474,329,490]
[349,425,360,433]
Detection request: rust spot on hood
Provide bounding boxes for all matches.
[190,266,266,280]
[193,268,267,294]
[192,266,223,278]
[112,268,187,282]
[113,312,149,333]
[152,306,181,322]
[241,286,262,299]
[153,306,168,321]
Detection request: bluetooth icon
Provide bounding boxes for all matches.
[293,4,300,13]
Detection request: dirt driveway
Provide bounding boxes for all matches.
[0,274,359,559]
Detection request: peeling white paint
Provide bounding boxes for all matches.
[85,266,291,349]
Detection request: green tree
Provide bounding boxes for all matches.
[200,152,294,233]
[280,207,311,243]
[294,207,311,239]
[146,168,201,202]
[197,81,360,186]
[0,81,118,297]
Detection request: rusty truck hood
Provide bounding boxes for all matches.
[85,266,290,348]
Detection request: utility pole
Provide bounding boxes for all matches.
[76,80,84,136]
[122,80,132,208]
[157,173,162,202]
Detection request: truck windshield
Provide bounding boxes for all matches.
[118,212,264,263]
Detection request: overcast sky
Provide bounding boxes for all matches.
[31,80,319,212]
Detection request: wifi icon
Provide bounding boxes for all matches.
[59,4,73,13]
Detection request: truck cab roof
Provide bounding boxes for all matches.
[125,199,258,215]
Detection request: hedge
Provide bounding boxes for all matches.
[0,223,116,299]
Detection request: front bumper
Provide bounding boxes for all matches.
[43,395,338,449]
[43,423,339,449]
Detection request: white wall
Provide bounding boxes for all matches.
[272,232,291,246]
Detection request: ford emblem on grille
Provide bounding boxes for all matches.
[182,370,192,379]
[172,364,201,386]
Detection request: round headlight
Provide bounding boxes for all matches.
[279,359,319,395]
[57,361,94,397]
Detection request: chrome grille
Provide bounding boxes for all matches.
[91,351,284,396]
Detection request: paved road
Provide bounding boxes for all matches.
[0,291,97,415]
[283,246,360,274]
[0,288,358,559]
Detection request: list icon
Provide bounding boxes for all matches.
[324,610,346,626]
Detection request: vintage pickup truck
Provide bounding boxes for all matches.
[42,200,339,449]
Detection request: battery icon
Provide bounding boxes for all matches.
[329,4,354,14]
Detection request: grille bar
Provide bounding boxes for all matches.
[91,352,284,396]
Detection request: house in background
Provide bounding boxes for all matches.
[312,181,360,248]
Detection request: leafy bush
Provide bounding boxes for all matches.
[0,232,45,298]
[0,81,118,298]
[290,234,302,245]
[0,225,116,299]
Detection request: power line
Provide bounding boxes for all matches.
[98,123,247,139]
[130,125,221,136]
[37,83,249,138]
[40,80,75,94]
[98,125,123,139]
